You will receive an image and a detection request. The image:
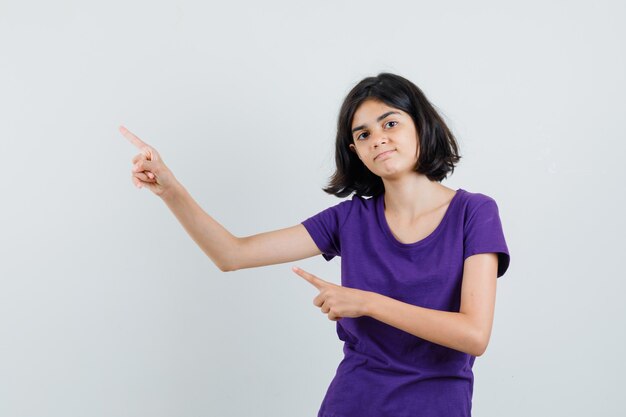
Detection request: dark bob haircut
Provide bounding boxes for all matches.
[322,72,462,198]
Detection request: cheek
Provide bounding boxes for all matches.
[411,137,420,153]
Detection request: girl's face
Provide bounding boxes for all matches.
[349,99,419,179]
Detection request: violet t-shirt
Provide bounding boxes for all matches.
[301,188,510,417]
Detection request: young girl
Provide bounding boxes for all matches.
[120,72,510,417]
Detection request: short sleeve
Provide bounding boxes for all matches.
[463,198,511,278]
[301,200,351,261]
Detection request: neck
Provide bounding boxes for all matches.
[381,174,452,220]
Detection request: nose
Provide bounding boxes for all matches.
[371,131,388,148]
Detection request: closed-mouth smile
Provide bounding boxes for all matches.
[375,149,395,160]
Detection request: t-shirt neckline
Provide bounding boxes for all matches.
[376,188,464,249]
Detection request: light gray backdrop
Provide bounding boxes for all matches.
[1,0,624,416]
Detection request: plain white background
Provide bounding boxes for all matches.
[1,0,624,416]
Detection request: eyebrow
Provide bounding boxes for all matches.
[351,111,402,134]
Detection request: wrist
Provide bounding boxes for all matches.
[364,291,381,318]
[159,180,184,202]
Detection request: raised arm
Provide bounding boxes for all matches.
[233,223,322,271]
[161,184,322,272]
[119,125,321,272]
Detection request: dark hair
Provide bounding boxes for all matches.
[322,72,462,198]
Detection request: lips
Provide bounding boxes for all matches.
[375,149,395,160]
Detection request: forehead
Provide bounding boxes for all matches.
[351,100,405,126]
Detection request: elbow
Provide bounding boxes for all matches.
[473,345,487,357]
[208,258,235,272]
[219,262,238,272]
[473,333,489,357]
[218,238,242,272]
[216,237,242,272]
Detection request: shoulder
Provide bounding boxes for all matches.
[459,188,499,216]
[457,188,510,276]
[300,193,374,244]
[302,193,363,225]
[322,192,377,223]
[331,193,376,219]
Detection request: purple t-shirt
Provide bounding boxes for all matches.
[301,188,510,417]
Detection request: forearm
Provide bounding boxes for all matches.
[365,293,484,357]
[160,183,239,272]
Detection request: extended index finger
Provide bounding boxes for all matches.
[119,125,149,150]
[292,266,325,290]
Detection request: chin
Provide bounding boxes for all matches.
[379,165,415,179]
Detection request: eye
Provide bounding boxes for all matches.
[355,120,398,141]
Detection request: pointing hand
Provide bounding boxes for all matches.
[119,125,179,198]
[292,266,373,321]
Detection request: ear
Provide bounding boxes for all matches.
[349,144,361,160]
